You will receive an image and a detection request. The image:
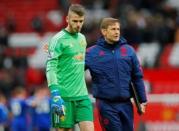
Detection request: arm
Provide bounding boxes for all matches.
[85,46,94,70]
[46,37,65,117]
[46,41,61,90]
[131,48,147,114]
[85,49,90,70]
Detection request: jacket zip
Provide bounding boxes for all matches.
[112,48,120,92]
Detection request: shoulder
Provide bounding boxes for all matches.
[120,43,136,56]
[86,45,98,53]
[78,33,86,40]
[78,32,85,37]
[51,30,66,41]
[122,44,134,50]
[119,37,134,52]
[49,30,66,49]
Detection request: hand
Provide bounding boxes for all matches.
[140,103,147,114]
[51,90,65,117]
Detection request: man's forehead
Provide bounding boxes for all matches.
[71,15,84,19]
[69,11,84,18]
[108,23,120,28]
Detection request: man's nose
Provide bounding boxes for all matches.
[77,22,81,26]
[115,30,120,34]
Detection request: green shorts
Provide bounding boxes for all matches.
[51,97,93,128]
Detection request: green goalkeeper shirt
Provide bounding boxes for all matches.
[46,29,88,100]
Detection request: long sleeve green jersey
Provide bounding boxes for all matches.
[46,29,88,100]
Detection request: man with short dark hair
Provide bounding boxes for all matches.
[46,4,94,131]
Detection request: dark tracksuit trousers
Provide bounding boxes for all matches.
[97,99,133,131]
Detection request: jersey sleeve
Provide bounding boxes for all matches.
[46,37,63,91]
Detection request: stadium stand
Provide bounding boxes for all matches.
[0,0,63,32]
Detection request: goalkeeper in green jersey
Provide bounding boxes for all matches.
[46,4,94,131]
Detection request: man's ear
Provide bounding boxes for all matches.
[66,16,69,23]
[101,29,106,36]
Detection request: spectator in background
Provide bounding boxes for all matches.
[0,25,8,48]
[6,13,16,33]
[58,0,70,13]
[0,69,14,97]
[9,87,29,131]
[31,15,44,33]
[28,87,51,131]
[85,18,147,131]
[0,92,9,131]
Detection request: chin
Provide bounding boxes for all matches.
[77,29,81,32]
[113,39,119,42]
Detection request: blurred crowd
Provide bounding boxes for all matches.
[79,0,179,45]
[57,0,179,45]
[0,86,51,131]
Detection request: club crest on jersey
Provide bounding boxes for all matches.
[80,40,86,47]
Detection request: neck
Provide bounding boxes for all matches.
[64,27,78,36]
[105,38,114,45]
[65,26,73,33]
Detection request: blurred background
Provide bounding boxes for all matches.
[0,0,179,131]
